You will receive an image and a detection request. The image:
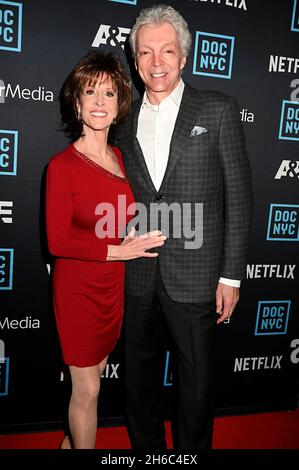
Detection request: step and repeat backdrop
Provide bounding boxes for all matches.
[0,0,298,432]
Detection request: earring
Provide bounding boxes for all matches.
[112,118,117,125]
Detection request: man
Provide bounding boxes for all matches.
[115,4,253,449]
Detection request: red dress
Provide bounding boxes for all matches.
[46,144,135,367]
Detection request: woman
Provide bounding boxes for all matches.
[46,51,165,449]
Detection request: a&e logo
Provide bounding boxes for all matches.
[193,31,235,79]
[291,0,299,32]
[0,0,22,52]
[0,130,18,175]
[275,160,299,180]
[279,101,299,141]
[267,204,299,241]
[92,24,130,50]
[255,301,291,336]
[0,248,14,290]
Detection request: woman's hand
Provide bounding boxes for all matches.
[107,227,166,261]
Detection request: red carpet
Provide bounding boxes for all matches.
[0,409,298,449]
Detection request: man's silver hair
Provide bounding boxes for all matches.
[129,4,192,59]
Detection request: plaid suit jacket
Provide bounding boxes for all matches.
[115,84,253,303]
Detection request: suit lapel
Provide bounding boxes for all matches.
[130,84,203,194]
[159,85,202,191]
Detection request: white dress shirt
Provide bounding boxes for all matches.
[137,79,240,288]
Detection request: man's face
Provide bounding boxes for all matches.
[135,22,186,104]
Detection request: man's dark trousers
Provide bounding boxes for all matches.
[124,265,217,450]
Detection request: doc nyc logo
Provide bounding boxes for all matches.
[193,31,235,79]
[0,248,14,290]
[92,24,130,50]
[164,351,173,387]
[0,0,22,52]
[291,0,299,32]
[267,204,299,241]
[279,101,299,141]
[109,0,137,4]
[255,301,291,336]
[0,339,9,397]
[0,130,18,175]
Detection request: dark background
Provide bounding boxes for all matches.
[0,0,298,432]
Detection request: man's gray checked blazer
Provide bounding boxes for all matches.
[115,83,253,303]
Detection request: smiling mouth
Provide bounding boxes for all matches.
[151,73,167,78]
[90,111,108,117]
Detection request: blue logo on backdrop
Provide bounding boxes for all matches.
[109,0,137,4]
[0,130,18,175]
[291,0,299,32]
[279,101,299,141]
[267,204,299,241]
[0,248,14,290]
[0,1,22,52]
[255,301,291,336]
[193,32,235,79]
[0,340,9,397]
[164,351,172,387]
[0,358,10,396]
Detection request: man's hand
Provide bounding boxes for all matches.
[216,283,239,324]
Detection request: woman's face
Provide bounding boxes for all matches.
[76,74,118,132]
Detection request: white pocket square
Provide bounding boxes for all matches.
[190,126,208,137]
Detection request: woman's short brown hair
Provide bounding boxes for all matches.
[61,51,132,140]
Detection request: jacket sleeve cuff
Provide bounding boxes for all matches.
[219,277,241,288]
